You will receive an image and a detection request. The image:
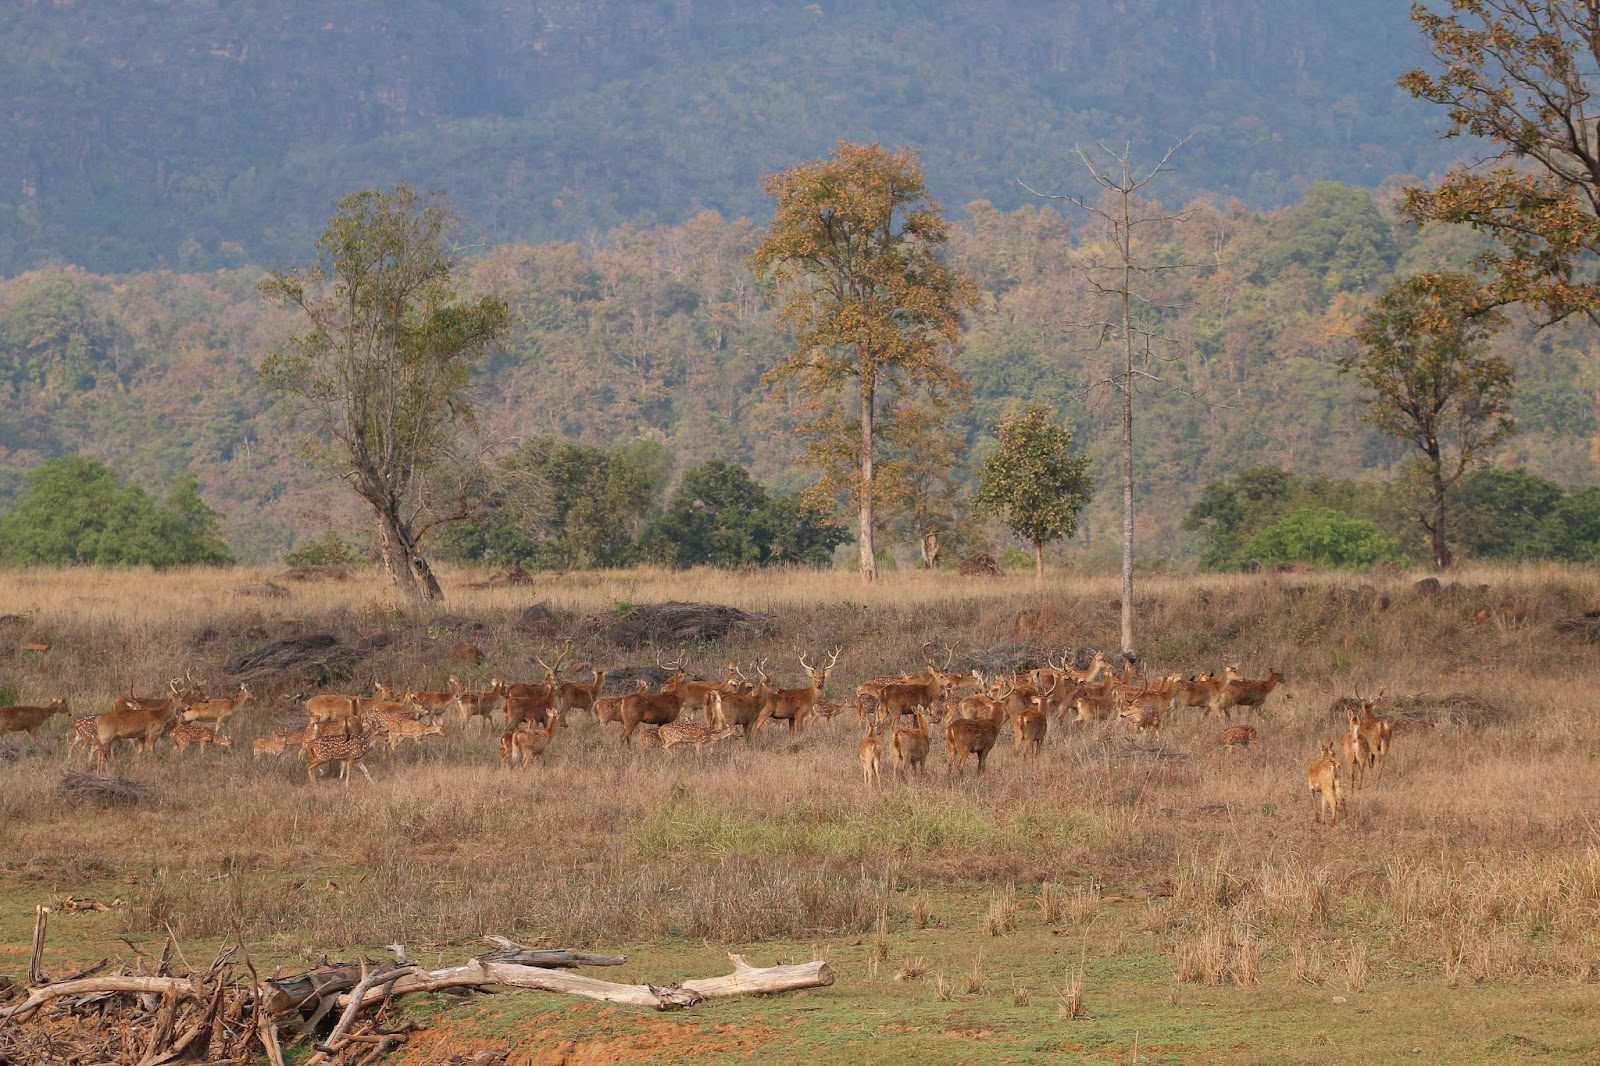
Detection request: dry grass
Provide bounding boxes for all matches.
[3,561,1600,992]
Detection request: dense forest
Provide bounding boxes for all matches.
[2,181,1597,566]
[0,1,1457,274]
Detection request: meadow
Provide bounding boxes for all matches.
[3,562,1600,1064]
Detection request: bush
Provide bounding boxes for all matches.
[1241,507,1404,570]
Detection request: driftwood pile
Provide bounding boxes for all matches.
[0,911,833,1065]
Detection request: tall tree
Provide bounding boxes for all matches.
[1401,1,1600,323]
[1022,138,1190,659]
[1343,271,1514,569]
[260,184,507,602]
[975,405,1093,581]
[751,142,977,582]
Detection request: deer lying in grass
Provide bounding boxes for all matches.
[891,709,930,782]
[0,697,68,740]
[946,716,1001,776]
[658,721,739,751]
[757,648,841,733]
[501,709,561,767]
[1216,666,1284,719]
[1341,709,1374,791]
[167,723,233,753]
[1307,742,1345,826]
[179,683,252,734]
[1215,725,1258,752]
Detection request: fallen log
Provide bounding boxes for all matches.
[339,954,833,1011]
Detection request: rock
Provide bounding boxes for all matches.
[519,603,558,635]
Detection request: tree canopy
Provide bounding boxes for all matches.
[975,405,1093,578]
[0,455,233,567]
[260,184,508,601]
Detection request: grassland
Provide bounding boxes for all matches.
[3,563,1600,1064]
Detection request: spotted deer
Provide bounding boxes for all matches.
[168,723,233,753]
[1216,724,1258,752]
[304,727,379,784]
[658,721,739,751]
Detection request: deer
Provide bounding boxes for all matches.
[252,732,295,759]
[456,678,506,730]
[1216,724,1258,752]
[501,709,560,767]
[94,699,180,768]
[860,723,882,787]
[757,648,841,733]
[304,723,379,784]
[658,721,739,751]
[900,644,980,698]
[946,715,1002,776]
[1307,742,1345,826]
[67,715,103,761]
[553,667,607,723]
[708,665,770,739]
[503,688,557,731]
[618,666,691,744]
[682,662,743,724]
[1014,690,1049,761]
[1341,709,1374,791]
[403,678,464,725]
[1216,665,1284,719]
[591,693,627,729]
[303,683,391,737]
[167,723,233,754]
[1355,692,1393,779]
[180,683,252,734]
[890,708,930,782]
[0,697,69,741]
[1177,673,1228,717]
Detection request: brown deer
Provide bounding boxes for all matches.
[1356,692,1393,779]
[682,662,742,724]
[1307,742,1345,826]
[1341,709,1374,791]
[180,683,252,734]
[503,688,557,731]
[252,732,294,759]
[1177,673,1227,716]
[860,724,882,787]
[1216,666,1284,719]
[0,697,68,740]
[94,700,180,768]
[757,648,841,733]
[403,678,464,725]
[1014,694,1049,761]
[891,709,930,782]
[456,678,506,729]
[708,666,770,739]
[618,667,691,744]
[554,667,607,722]
[501,709,560,767]
[946,716,1002,776]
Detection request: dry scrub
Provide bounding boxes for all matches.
[2,563,1599,990]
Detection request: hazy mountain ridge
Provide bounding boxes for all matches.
[2,1,1457,274]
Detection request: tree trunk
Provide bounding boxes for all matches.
[1033,539,1044,584]
[858,369,877,583]
[1430,474,1453,570]
[1120,238,1136,661]
[375,499,445,603]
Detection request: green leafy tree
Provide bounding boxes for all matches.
[1343,271,1514,569]
[259,184,508,602]
[1181,466,1300,570]
[639,460,845,568]
[0,455,233,567]
[1402,2,1600,323]
[975,405,1093,581]
[439,436,658,570]
[1262,182,1400,305]
[1545,488,1600,563]
[751,141,977,582]
[1242,508,1404,570]
[1450,466,1564,561]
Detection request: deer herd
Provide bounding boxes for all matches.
[0,638,1390,822]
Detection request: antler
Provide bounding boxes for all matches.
[940,643,956,671]
[826,646,842,670]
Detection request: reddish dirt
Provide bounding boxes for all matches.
[392,1005,782,1066]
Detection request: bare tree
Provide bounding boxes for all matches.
[1022,138,1193,660]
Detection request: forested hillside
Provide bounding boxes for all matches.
[3,183,1597,565]
[1,0,1454,274]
